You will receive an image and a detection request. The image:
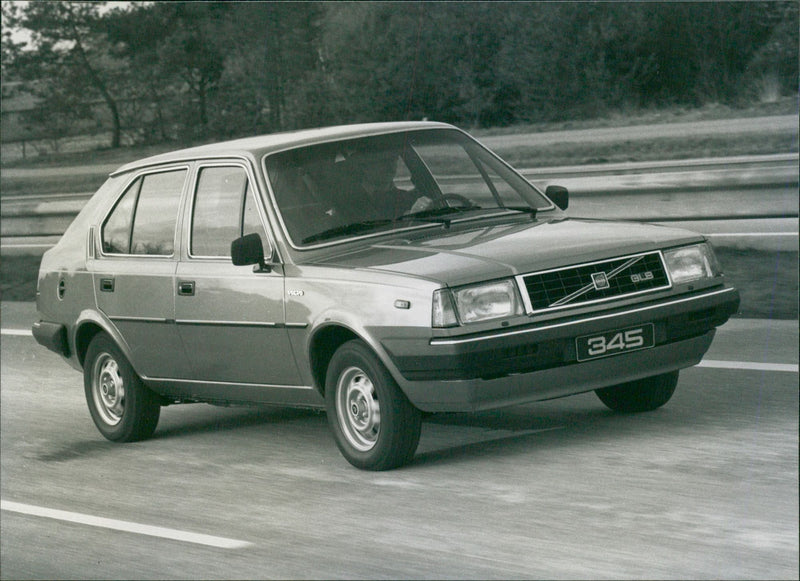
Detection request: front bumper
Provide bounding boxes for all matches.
[383,285,739,412]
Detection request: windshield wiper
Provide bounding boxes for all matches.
[302,205,489,244]
[302,219,393,244]
[500,205,537,219]
[397,205,482,226]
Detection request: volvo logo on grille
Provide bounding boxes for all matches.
[591,272,610,290]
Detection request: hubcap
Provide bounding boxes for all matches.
[92,353,125,426]
[336,366,380,452]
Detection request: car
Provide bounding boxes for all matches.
[32,121,740,470]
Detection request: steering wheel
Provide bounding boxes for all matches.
[442,193,474,208]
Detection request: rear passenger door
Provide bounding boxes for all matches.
[92,166,189,379]
[174,162,303,391]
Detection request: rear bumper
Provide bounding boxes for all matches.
[384,285,739,412]
[32,320,70,358]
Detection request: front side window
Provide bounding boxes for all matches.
[191,165,268,257]
[101,168,186,255]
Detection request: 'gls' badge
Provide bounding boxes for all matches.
[631,271,654,283]
[591,272,610,290]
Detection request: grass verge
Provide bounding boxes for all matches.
[714,248,798,320]
[2,173,109,197]
[3,98,797,174]
[3,248,796,319]
[495,133,798,169]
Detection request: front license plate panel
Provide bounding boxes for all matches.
[576,323,655,362]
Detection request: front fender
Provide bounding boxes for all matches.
[303,310,414,396]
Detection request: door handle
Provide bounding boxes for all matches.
[100,278,114,292]
[177,281,195,296]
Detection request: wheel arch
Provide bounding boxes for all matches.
[74,314,133,372]
[75,322,105,368]
[307,322,415,403]
[308,324,359,395]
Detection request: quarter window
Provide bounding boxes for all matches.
[242,184,264,239]
[191,166,268,257]
[102,180,139,254]
[101,169,186,255]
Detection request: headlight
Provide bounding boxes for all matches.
[664,243,721,284]
[433,279,523,327]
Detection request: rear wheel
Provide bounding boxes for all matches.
[595,371,679,413]
[325,340,421,470]
[84,333,161,442]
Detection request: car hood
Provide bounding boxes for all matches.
[314,218,704,287]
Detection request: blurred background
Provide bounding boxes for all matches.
[2,1,797,160]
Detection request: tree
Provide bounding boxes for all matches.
[149,3,226,139]
[3,1,797,149]
[103,3,178,143]
[744,1,799,100]
[8,1,125,147]
[217,2,324,133]
[1,2,25,78]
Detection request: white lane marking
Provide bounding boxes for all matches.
[3,192,92,201]
[1,500,253,550]
[697,359,798,373]
[705,232,797,237]
[2,329,32,336]
[0,243,54,249]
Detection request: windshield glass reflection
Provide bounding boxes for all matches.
[265,129,550,246]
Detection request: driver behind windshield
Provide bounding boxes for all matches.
[348,148,433,219]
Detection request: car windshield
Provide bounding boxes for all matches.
[264,128,551,246]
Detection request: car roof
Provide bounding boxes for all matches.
[112,121,455,176]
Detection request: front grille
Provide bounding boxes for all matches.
[519,251,670,313]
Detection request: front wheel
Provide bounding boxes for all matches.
[595,371,679,413]
[325,340,421,470]
[84,333,161,442]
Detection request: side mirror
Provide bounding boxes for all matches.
[545,185,569,211]
[231,233,270,272]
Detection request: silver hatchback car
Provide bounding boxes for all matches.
[33,121,739,470]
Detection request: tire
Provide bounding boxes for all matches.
[325,340,422,470]
[83,333,161,442]
[595,371,679,413]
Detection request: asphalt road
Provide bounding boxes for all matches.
[1,301,797,580]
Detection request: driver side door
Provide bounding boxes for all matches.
[174,162,305,400]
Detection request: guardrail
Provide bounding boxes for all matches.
[2,154,798,239]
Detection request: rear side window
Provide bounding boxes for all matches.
[190,166,268,257]
[101,169,187,256]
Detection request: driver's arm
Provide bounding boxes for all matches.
[409,195,433,213]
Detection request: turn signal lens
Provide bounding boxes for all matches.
[432,289,458,328]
